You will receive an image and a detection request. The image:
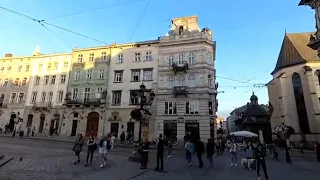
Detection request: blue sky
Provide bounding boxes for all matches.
[0,0,316,119]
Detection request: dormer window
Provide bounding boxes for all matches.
[179,26,183,35]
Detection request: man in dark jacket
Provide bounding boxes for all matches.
[195,137,205,168]
[255,143,269,180]
[207,138,215,166]
[155,134,164,171]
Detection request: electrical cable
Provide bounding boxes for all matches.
[128,0,151,41]
[43,0,145,21]
[0,5,269,90]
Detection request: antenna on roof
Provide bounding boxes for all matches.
[285,28,287,34]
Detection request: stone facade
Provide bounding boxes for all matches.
[22,52,72,135]
[155,16,217,142]
[0,53,34,132]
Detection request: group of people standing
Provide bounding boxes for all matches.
[72,133,116,168]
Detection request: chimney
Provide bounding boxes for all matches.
[5,53,12,58]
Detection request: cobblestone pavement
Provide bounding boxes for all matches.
[1,137,319,180]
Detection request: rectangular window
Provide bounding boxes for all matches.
[22,77,27,86]
[86,69,92,80]
[31,92,37,103]
[84,88,90,103]
[57,91,64,103]
[54,62,58,70]
[18,93,24,103]
[114,71,123,82]
[134,53,141,62]
[89,53,94,61]
[64,62,68,68]
[35,76,40,85]
[47,63,52,70]
[99,69,104,79]
[48,92,53,103]
[178,53,184,65]
[75,70,80,81]
[78,54,83,62]
[186,100,199,114]
[117,54,123,63]
[101,52,107,61]
[129,90,139,105]
[25,65,30,72]
[3,78,8,87]
[51,75,56,84]
[60,75,66,84]
[44,76,49,84]
[14,78,19,86]
[17,66,22,72]
[188,52,195,64]
[112,91,122,105]
[164,101,177,115]
[96,88,103,98]
[131,69,140,82]
[72,88,78,100]
[41,92,46,102]
[10,93,17,103]
[209,101,213,115]
[143,69,153,81]
[145,51,152,61]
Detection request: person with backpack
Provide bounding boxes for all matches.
[85,134,97,166]
[99,135,111,168]
[184,139,193,166]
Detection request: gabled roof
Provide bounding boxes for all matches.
[298,0,313,6]
[271,32,319,75]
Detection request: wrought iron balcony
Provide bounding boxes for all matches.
[32,102,52,111]
[173,86,188,97]
[172,62,188,74]
[64,98,104,106]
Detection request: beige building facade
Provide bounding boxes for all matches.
[105,41,159,140]
[155,16,217,142]
[268,33,320,142]
[22,50,72,135]
[0,53,34,132]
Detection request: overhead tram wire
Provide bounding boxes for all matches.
[43,0,145,21]
[0,5,268,89]
[128,0,151,41]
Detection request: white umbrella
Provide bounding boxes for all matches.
[229,130,258,137]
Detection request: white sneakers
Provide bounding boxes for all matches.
[231,163,238,167]
[100,161,107,168]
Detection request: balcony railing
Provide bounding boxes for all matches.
[172,62,188,74]
[173,86,188,97]
[64,98,104,106]
[33,102,53,107]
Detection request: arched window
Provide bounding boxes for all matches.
[292,72,310,134]
[168,75,174,88]
[187,74,196,87]
[314,69,320,86]
[177,75,185,86]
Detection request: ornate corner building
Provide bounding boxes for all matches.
[155,16,217,141]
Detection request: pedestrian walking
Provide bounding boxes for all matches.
[120,131,125,144]
[184,139,193,166]
[229,139,238,167]
[99,135,111,168]
[316,142,320,162]
[111,134,116,149]
[73,133,84,164]
[85,134,97,166]
[31,126,35,136]
[140,138,150,169]
[300,141,304,154]
[167,137,173,157]
[195,137,205,168]
[154,134,164,171]
[215,139,221,155]
[255,143,269,180]
[49,126,54,138]
[207,138,215,167]
[26,127,31,137]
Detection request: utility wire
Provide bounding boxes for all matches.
[128,0,151,41]
[0,5,268,89]
[43,0,145,21]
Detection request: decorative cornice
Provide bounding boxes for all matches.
[159,40,214,48]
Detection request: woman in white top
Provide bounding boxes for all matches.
[229,139,238,167]
[99,135,110,168]
[111,134,116,149]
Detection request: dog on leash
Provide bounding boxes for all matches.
[241,158,255,170]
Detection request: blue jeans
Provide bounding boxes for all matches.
[230,151,237,164]
[186,150,192,163]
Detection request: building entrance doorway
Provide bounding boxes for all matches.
[110,123,119,136]
[39,114,45,133]
[27,114,33,127]
[164,122,177,142]
[86,112,99,137]
[71,120,78,136]
[127,122,134,134]
[185,122,199,140]
[8,114,16,131]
